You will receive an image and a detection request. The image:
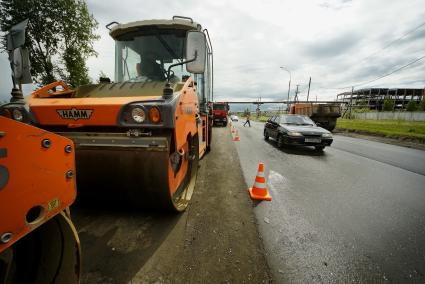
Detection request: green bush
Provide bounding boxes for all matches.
[382,99,395,111]
[406,101,418,111]
[419,100,425,111]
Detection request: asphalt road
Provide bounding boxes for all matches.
[231,120,425,283]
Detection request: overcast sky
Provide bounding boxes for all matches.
[1,0,425,102]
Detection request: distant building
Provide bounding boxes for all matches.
[336,88,424,110]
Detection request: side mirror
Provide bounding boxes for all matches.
[12,47,32,84]
[6,19,32,85]
[185,31,206,74]
[6,19,29,51]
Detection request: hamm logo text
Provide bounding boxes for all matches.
[57,108,93,120]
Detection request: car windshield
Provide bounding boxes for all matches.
[280,115,315,126]
[114,30,190,83]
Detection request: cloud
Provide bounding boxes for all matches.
[303,32,362,59]
[1,0,425,103]
[318,0,352,10]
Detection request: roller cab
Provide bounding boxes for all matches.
[27,16,214,211]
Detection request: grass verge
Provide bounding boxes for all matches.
[336,119,425,142]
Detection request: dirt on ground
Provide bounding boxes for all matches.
[130,127,272,283]
[72,127,272,284]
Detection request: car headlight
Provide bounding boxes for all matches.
[288,131,303,137]
[322,133,332,138]
[12,108,24,122]
[131,107,146,123]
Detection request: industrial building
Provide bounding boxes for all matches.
[336,88,424,110]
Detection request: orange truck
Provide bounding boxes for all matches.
[212,102,229,126]
[289,102,341,131]
[0,20,81,283]
[28,16,214,211]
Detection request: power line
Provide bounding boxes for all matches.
[360,21,425,62]
[312,21,425,92]
[334,54,425,89]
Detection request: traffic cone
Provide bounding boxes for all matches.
[249,163,271,201]
[233,130,240,141]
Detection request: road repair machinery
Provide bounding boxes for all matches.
[27,16,213,211]
[212,102,229,126]
[289,102,341,131]
[0,20,80,283]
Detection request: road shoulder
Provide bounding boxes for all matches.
[131,127,272,283]
[334,129,425,151]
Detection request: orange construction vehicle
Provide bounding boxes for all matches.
[28,16,214,211]
[289,102,341,131]
[212,102,229,126]
[0,20,80,283]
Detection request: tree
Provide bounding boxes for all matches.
[406,101,418,112]
[382,98,394,111]
[243,108,250,117]
[419,99,425,111]
[0,0,99,87]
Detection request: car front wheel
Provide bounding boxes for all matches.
[315,145,325,151]
[264,129,269,140]
[277,135,284,148]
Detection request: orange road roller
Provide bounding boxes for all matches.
[28,16,214,211]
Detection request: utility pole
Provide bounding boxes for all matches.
[348,86,354,118]
[256,97,261,119]
[306,77,311,102]
[280,66,291,112]
[294,84,299,102]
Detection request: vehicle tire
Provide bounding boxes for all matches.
[264,129,269,140]
[206,124,212,152]
[327,119,337,132]
[0,212,80,284]
[315,146,325,151]
[277,135,284,148]
[169,135,199,212]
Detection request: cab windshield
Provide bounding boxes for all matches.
[213,104,227,110]
[114,30,190,83]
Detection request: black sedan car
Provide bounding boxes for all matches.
[264,114,333,151]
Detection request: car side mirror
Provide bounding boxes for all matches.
[185,31,206,74]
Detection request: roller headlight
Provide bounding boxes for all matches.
[288,131,303,137]
[148,106,161,123]
[131,107,146,123]
[0,108,12,118]
[12,108,24,122]
[322,133,332,138]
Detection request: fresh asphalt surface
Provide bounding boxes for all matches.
[232,120,425,283]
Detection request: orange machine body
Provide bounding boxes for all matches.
[28,78,205,198]
[0,116,76,252]
[24,17,213,211]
